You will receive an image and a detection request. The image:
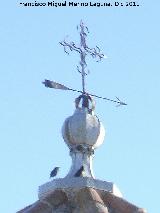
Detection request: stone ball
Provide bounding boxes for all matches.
[62,108,105,149]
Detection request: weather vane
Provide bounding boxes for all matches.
[43,20,127,107]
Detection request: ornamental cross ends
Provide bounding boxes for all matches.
[59,20,106,93]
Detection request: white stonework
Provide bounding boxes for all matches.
[39,97,122,205]
[62,108,105,149]
[62,106,105,178]
[66,149,95,178]
[38,177,123,199]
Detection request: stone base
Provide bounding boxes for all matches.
[38,177,122,199]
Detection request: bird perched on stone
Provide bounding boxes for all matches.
[74,166,84,177]
[50,167,60,178]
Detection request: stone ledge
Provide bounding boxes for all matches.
[38,177,122,199]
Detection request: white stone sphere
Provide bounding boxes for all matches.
[62,108,105,149]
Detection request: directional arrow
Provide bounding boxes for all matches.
[42,79,127,107]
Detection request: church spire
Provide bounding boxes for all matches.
[59,20,106,178]
[40,20,124,199]
[42,20,126,180]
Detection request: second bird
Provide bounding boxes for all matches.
[50,167,60,178]
[74,166,84,177]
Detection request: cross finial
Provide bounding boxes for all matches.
[43,21,127,107]
[60,20,106,94]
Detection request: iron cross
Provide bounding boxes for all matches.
[43,20,127,106]
[59,20,106,94]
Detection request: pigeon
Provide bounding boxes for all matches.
[50,167,60,178]
[74,166,84,177]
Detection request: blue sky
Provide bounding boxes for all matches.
[0,0,160,212]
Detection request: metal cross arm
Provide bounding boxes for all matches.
[59,41,82,55]
[85,46,106,61]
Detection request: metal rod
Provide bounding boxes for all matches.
[66,87,127,106]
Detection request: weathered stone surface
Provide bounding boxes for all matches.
[76,188,109,213]
[18,187,147,213]
[53,204,71,213]
[43,189,68,207]
[101,191,146,213]
[17,201,51,213]
[17,205,32,213]
[77,188,104,204]
[78,202,109,213]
